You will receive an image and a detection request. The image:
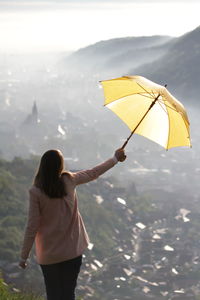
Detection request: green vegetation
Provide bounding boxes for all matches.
[0,155,151,299]
[0,275,44,300]
[1,156,200,299]
[0,156,137,263]
[0,274,85,300]
[0,156,38,261]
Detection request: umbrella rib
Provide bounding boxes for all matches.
[151,90,156,98]
[158,100,179,113]
[104,92,154,106]
[103,81,156,105]
[165,102,171,150]
[181,115,191,139]
[157,100,168,115]
[136,93,156,100]
[163,101,191,149]
[136,82,155,99]
[157,100,189,149]
[156,100,170,149]
[121,93,160,148]
[161,102,190,126]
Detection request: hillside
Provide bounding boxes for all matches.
[62,26,200,103]
[63,35,174,76]
[0,274,43,300]
[1,157,200,299]
[135,26,200,101]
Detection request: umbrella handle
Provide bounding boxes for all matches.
[121,93,161,149]
[121,132,134,149]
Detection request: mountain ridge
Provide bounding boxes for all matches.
[63,26,200,103]
[134,26,200,101]
[63,35,174,76]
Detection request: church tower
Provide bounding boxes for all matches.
[22,100,39,126]
[32,101,38,123]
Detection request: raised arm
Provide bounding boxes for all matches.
[72,148,126,185]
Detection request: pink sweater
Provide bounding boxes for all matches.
[21,157,117,265]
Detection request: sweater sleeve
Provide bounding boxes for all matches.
[72,157,118,185]
[20,189,41,260]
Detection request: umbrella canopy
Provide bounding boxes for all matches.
[100,75,191,149]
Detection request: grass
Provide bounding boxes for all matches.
[0,276,44,300]
[0,276,83,300]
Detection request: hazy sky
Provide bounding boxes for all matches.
[0,0,199,53]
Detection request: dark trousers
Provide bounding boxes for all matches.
[40,255,82,300]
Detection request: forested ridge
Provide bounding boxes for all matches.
[0,157,38,261]
[1,157,200,299]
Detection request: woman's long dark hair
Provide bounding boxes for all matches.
[34,150,67,198]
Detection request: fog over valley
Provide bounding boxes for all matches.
[1,25,200,300]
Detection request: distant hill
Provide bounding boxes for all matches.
[63,35,174,76]
[63,26,200,103]
[134,26,200,102]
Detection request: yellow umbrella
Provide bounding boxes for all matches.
[100,75,191,149]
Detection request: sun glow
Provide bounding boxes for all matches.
[0,2,199,53]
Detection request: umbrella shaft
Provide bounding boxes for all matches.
[121,94,160,149]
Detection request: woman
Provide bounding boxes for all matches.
[19,148,126,300]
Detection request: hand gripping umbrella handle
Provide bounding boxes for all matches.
[121,94,160,149]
